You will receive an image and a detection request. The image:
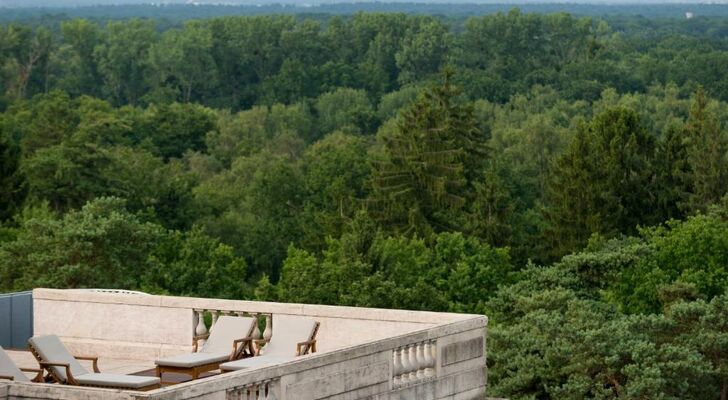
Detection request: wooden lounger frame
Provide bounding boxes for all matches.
[155,321,257,381]
[28,342,160,391]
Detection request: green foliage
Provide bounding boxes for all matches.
[0,127,23,220]
[0,197,164,291]
[268,222,513,314]
[0,197,249,298]
[610,209,728,314]
[315,88,376,136]
[145,226,248,299]
[138,102,216,160]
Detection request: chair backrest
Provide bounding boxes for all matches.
[0,345,29,382]
[27,335,88,383]
[262,315,319,358]
[201,316,256,355]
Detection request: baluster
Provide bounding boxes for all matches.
[192,311,199,337]
[430,340,437,377]
[408,345,418,381]
[195,309,208,347]
[399,346,410,384]
[424,341,434,377]
[251,314,262,339]
[211,310,220,331]
[257,382,266,400]
[267,380,279,400]
[416,342,425,379]
[392,348,402,387]
[263,314,273,342]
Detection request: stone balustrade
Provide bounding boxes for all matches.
[392,339,437,388]
[193,309,272,348]
[226,379,280,400]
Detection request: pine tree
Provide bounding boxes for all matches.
[369,71,485,238]
[683,88,728,213]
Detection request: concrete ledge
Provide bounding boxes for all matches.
[33,289,475,324]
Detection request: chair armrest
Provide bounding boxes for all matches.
[0,374,14,381]
[296,339,317,356]
[20,368,45,383]
[74,355,100,373]
[39,362,78,385]
[192,333,211,352]
[253,339,269,356]
[231,337,255,360]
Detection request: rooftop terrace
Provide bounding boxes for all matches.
[0,288,487,400]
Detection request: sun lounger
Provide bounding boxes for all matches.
[155,315,257,380]
[219,315,319,372]
[0,345,44,382]
[28,335,160,390]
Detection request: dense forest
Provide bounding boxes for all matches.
[1,8,728,399]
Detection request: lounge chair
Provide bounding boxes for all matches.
[155,315,257,380]
[220,315,319,371]
[28,335,160,391]
[0,345,44,383]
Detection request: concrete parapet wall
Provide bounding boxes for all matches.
[32,289,471,361]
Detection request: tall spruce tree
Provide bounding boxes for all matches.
[654,123,691,221]
[369,71,486,238]
[542,124,598,258]
[543,108,656,258]
[683,88,728,213]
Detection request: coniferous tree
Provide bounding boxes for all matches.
[683,88,728,213]
[654,123,691,221]
[542,124,598,258]
[543,108,656,258]
[369,71,484,238]
[590,107,656,232]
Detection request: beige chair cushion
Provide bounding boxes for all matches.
[201,316,256,355]
[155,352,229,368]
[74,373,160,389]
[262,315,318,357]
[27,335,87,383]
[0,346,29,382]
